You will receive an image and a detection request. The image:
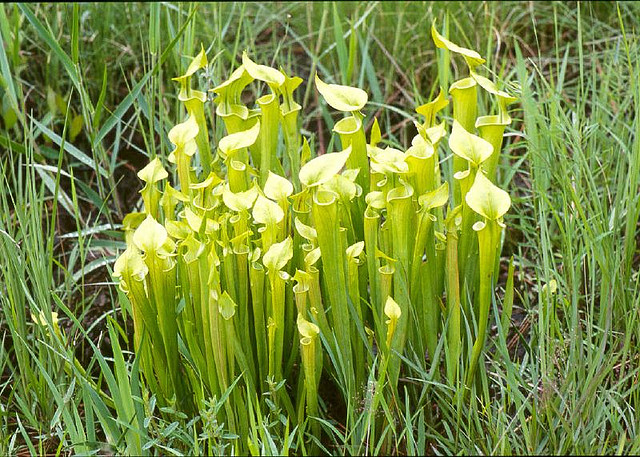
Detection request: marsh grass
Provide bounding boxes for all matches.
[1,2,640,455]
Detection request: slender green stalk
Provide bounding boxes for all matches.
[386,182,414,388]
[476,116,508,182]
[364,206,381,325]
[312,188,354,391]
[280,69,303,190]
[297,315,321,439]
[445,206,462,385]
[257,93,281,185]
[449,77,477,203]
[334,114,370,196]
[466,220,500,386]
[464,172,511,385]
[249,253,268,388]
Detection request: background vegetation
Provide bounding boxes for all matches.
[1,1,639,454]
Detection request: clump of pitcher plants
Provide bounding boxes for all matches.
[114,25,516,452]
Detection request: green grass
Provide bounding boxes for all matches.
[1,1,640,455]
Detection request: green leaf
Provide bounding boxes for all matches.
[168,115,199,147]
[425,121,447,145]
[365,191,386,210]
[369,146,408,174]
[160,182,189,207]
[542,279,558,296]
[252,195,284,226]
[168,139,197,162]
[30,309,60,336]
[222,184,259,212]
[470,69,517,102]
[133,215,168,254]
[465,171,511,221]
[297,314,320,340]
[448,120,493,167]
[137,157,168,184]
[324,174,358,201]
[449,76,477,95]
[183,208,218,236]
[369,117,382,146]
[211,65,254,97]
[315,73,368,112]
[242,51,285,88]
[218,291,237,320]
[341,168,360,182]
[173,44,208,81]
[475,114,510,128]
[264,171,294,201]
[418,181,450,210]
[293,269,311,292]
[304,247,321,268]
[406,134,435,159]
[218,120,261,155]
[387,180,414,203]
[415,87,449,127]
[431,21,485,69]
[189,171,223,190]
[346,241,365,260]
[299,146,351,188]
[384,295,402,321]
[333,115,361,136]
[301,137,312,165]
[113,247,148,287]
[280,68,303,94]
[166,220,191,240]
[263,236,293,272]
[294,217,317,242]
[179,88,207,104]
[279,68,303,114]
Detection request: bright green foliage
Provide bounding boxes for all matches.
[314,73,368,112]
[114,30,515,452]
[431,21,485,69]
